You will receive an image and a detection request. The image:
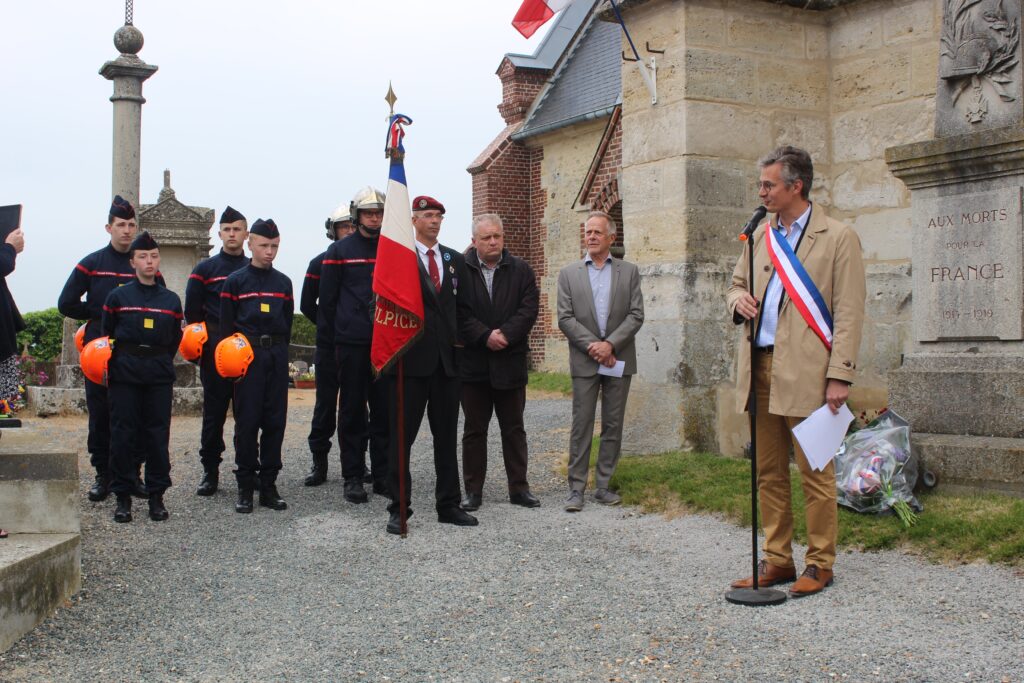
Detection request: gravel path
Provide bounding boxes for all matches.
[1,390,1022,682]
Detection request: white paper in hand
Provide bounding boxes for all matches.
[597,360,625,378]
[791,403,854,471]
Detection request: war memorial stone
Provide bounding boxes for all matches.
[886,0,1024,494]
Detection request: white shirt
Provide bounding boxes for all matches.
[757,203,812,348]
[416,240,444,286]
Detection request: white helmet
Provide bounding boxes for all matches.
[349,186,386,229]
[325,204,353,240]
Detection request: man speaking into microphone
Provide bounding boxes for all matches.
[726,145,865,598]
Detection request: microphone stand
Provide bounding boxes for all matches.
[726,206,786,607]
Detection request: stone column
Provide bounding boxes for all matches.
[99,24,157,207]
[886,0,1024,495]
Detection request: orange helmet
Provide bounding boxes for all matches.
[80,336,113,386]
[75,323,87,354]
[179,322,208,362]
[215,333,254,381]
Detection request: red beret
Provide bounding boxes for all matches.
[412,196,445,214]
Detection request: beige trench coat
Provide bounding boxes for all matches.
[726,206,866,417]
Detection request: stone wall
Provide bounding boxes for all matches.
[614,0,938,455]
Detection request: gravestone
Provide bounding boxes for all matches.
[886,0,1024,495]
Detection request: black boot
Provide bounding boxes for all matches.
[113,494,132,523]
[343,478,368,504]
[303,453,328,487]
[235,487,254,514]
[196,470,218,496]
[88,472,111,502]
[259,484,288,511]
[148,493,169,521]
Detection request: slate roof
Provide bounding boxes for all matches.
[515,3,622,140]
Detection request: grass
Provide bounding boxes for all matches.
[527,370,573,397]
[610,451,1024,566]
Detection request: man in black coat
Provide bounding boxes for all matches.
[385,195,477,534]
[457,214,540,511]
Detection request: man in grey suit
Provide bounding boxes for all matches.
[557,211,644,511]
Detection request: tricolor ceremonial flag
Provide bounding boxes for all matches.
[512,0,579,38]
[371,114,424,373]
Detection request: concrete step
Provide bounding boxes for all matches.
[914,432,1024,497]
[0,533,81,652]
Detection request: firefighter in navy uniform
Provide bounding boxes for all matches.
[299,204,357,486]
[219,218,293,513]
[101,231,183,523]
[184,206,249,496]
[58,195,160,502]
[319,187,391,504]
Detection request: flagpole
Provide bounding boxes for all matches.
[608,0,658,104]
[398,357,408,537]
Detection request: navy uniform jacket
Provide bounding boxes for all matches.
[219,264,294,343]
[318,231,378,346]
[101,280,183,385]
[59,244,166,343]
[184,249,249,339]
[300,251,333,350]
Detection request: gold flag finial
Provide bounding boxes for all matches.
[385,81,398,118]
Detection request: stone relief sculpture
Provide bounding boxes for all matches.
[940,0,1020,123]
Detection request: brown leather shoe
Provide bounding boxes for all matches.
[790,565,834,597]
[729,559,796,589]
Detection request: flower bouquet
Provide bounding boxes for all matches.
[834,409,922,527]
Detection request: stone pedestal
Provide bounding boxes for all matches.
[887,128,1024,496]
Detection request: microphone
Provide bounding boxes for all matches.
[739,206,767,241]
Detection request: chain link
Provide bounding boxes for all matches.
[125,0,134,26]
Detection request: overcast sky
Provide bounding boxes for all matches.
[0,1,540,313]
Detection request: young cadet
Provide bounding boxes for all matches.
[219,218,293,513]
[299,204,357,486]
[101,231,183,523]
[58,195,161,502]
[184,206,249,496]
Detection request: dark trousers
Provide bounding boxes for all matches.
[336,344,388,483]
[198,345,235,471]
[86,377,144,475]
[460,382,529,496]
[85,377,111,474]
[387,365,461,514]
[232,344,288,489]
[307,349,339,457]
[108,381,172,495]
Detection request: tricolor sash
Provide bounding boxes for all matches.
[764,222,833,350]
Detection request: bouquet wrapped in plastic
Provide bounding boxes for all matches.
[834,410,922,527]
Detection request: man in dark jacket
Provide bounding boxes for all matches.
[457,214,540,510]
[318,187,390,503]
[58,196,159,501]
[385,195,477,535]
[184,206,249,496]
[299,204,358,487]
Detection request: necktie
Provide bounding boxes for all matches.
[427,249,441,291]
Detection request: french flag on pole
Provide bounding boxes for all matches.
[513,0,579,38]
[371,114,424,373]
